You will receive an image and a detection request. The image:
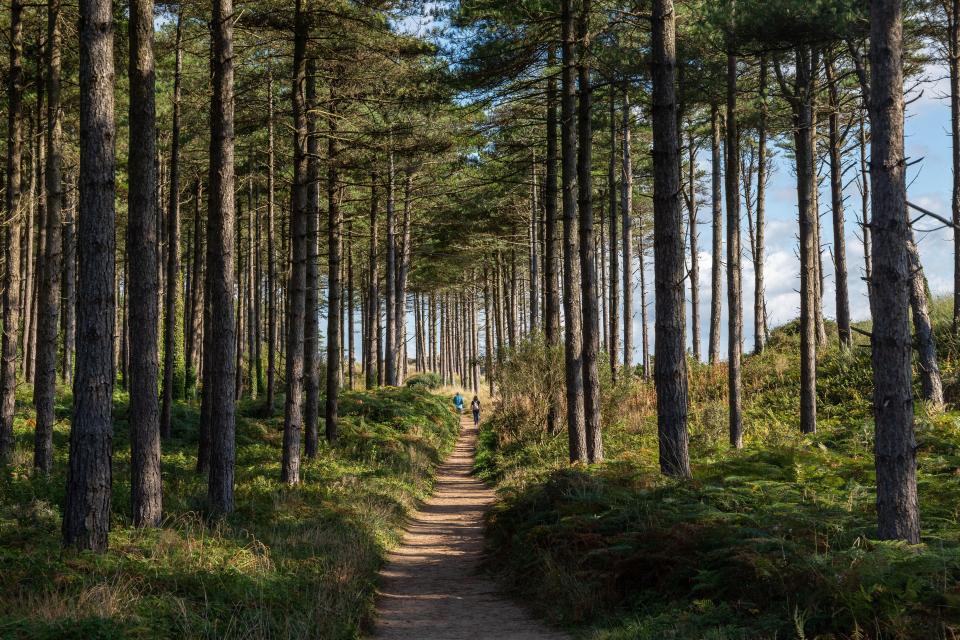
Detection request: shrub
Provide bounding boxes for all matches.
[405,371,442,390]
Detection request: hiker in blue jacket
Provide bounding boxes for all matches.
[453,391,465,415]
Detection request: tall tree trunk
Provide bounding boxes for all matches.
[63,0,116,549]
[826,56,851,349]
[708,103,723,365]
[282,5,308,484]
[254,184,262,394]
[608,88,620,377]
[561,0,586,463]
[545,48,561,433]
[303,57,321,458]
[34,0,63,474]
[385,151,397,386]
[348,223,355,388]
[23,117,38,384]
[201,0,237,514]
[639,233,650,380]
[952,0,960,332]
[483,269,494,396]
[0,0,25,463]
[366,173,379,389]
[265,68,277,414]
[161,9,184,439]
[61,176,76,385]
[187,180,203,396]
[687,130,700,362]
[27,88,45,386]
[869,0,920,544]
[651,0,691,478]
[325,80,343,442]
[906,231,944,409]
[245,168,260,400]
[755,56,768,351]
[395,172,412,384]
[530,154,540,332]
[621,85,634,373]
[127,0,162,527]
[860,114,873,312]
[725,49,743,450]
[811,78,828,348]
[234,207,244,400]
[577,0,602,463]
[782,48,819,436]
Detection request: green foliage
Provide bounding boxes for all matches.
[405,371,442,390]
[0,386,458,639]
[480,302,960,640]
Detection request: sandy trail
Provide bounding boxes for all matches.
[371,414,565,640]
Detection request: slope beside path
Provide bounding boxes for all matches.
[371,413,566,640]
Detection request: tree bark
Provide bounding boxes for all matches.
[952,0,960,331]
[385,151,397,386]
[826,56,852,349]
[708,103,723,365]
[395,172,412,384]
[34,0,63,474]
[621,85,634,373]
[63,0,116,549]
[755,56,768,351]
[530,154,540,333]
[23,116,39,386]
[61,177,76,386]
[202,0,237,514]
[907,231,944,409]
[304,57,321,458]
[161,9,184,439]
[608,88,620,377]
[0,0,25,463]
[545,48,561,434]
[265,68,277,414]
[869,0,920,543]
[577,0,602,463]
[687,129,700,362]
[725,49,743,450]
[187,180,203,397]
[366,173,380,389]
[325,80,343,443]
[127,0,162,526]
[348,223,355,388]
[282,4,308,484]
[638,233,650,380]
[779,48,819,436]
[860,114,873,312]
[651,0,691,478]
[561,0,587,463]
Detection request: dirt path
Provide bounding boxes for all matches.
[371,414,566,640]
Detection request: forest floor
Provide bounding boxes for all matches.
[372,412,565,640]
[0,384,459,639]
[477,301,960,640]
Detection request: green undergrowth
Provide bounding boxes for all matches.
[0,385,459,639]
[481,300,960,639]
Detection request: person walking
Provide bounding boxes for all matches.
[470,395,481,426]
[453,391,464,415]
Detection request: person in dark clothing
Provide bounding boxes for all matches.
[470,396,481,426]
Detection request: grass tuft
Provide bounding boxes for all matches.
[0,385,459,639]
